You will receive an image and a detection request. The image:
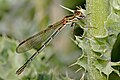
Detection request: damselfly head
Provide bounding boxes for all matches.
[76,6,86,15]
[74,6,86,20]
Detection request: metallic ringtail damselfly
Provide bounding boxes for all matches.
[16,6,85,75]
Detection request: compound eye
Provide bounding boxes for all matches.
[74,10,81,16]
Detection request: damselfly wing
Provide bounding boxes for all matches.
[16,20,63,53]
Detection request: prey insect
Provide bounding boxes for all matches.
[16,6,85,75]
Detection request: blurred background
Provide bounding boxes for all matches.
[0,0,86,80]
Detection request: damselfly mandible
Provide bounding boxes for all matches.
[16,6,86,75]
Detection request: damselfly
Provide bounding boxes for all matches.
[16,6,85,75]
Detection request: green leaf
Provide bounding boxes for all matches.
[93,59,113,78]
[73,0,120,80]
[105,13,120,35]
[110,0,120,10]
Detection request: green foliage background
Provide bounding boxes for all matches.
[0,0,85,80]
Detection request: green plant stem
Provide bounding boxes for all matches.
[86,0,109,37]
[86,0,109,80]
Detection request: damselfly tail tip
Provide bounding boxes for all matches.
[16,64,26,75]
